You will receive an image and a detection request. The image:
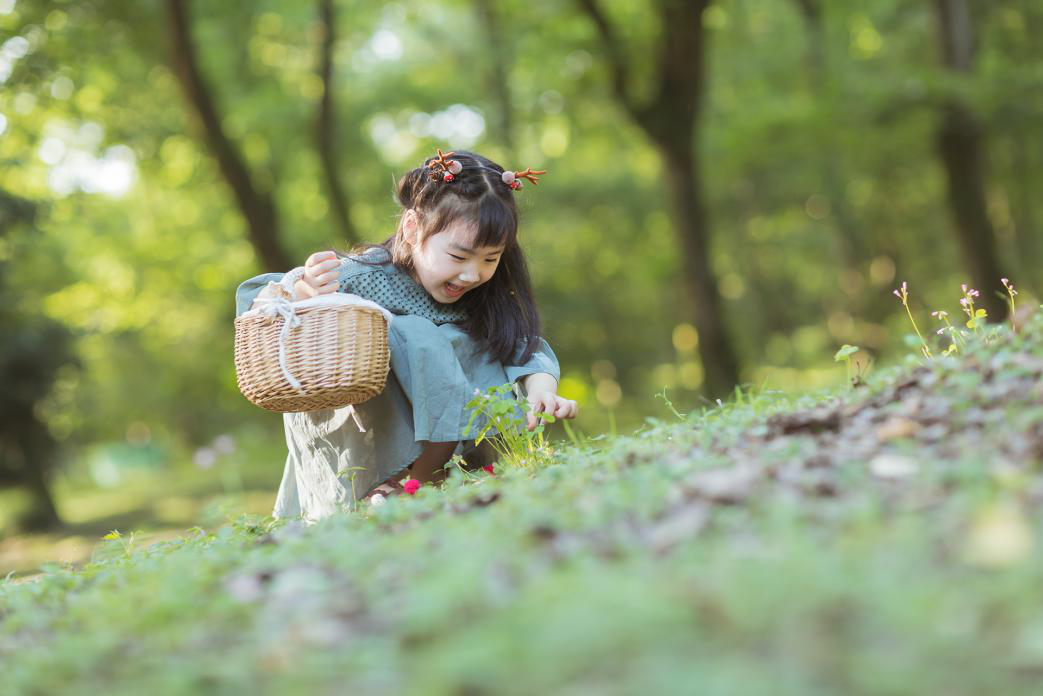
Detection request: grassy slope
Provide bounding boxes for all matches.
[2,315,1043,695]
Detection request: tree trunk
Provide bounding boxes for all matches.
[166,0,292,272]
[576,0,740,398]
[933,0,1007,318]
[792,0,868,270]
[316,0,360,248]
[658,141,740,397]
[473,0,515,154]
[11,425,63,531]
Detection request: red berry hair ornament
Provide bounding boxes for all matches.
[501,167,546,190]
[427,148,463,182]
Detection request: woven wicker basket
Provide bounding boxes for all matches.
[234,281,390,413]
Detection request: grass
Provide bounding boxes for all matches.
[0,438,284,581]
[2,312,1042,695]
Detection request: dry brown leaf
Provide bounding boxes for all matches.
[875,417,922,441]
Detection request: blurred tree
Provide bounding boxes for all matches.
[0,191,76,531]
[316,0,360,247]
[166,0,292,271]
[472,1,516,155]
[575,0,740,398]
[932,0,1008,318]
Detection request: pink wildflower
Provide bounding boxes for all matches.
[403,479,420,495]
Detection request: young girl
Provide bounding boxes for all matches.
[234,149,578,521]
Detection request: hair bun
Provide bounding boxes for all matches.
[395,167,426,208]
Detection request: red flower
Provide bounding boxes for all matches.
[483,464,495,475]
[403,479,420,495]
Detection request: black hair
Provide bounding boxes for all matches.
[352,150,542,365]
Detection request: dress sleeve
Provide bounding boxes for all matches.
[503,337,561,386]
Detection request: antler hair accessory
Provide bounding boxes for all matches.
[500,167,546,190]
[427,148,463,182]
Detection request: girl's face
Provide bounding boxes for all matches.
[404,212,505,303]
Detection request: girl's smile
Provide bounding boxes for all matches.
[442,281,468,299]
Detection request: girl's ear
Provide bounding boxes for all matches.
[401,209,420,247]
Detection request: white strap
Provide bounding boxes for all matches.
[344,404,366,432]
[253,294,304,392]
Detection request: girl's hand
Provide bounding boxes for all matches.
[297,250,340,299]
[525,390,579,431]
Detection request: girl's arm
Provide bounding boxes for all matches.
[520,372,557,397]
[503,338,576,429]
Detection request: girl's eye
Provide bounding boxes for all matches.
[449,254,465,261]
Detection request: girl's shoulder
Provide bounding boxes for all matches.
[340,245,394,277]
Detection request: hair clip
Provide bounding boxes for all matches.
[427,148,463,182]
[426,148,547,190]
[500,167,546,190]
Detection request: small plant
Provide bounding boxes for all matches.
[895,278,1024,360]
[101,529,138,558]
[893,282,932,359]
[833,344,864,386]
[464,384,556,471]
[930,310,963,356]
[655,387,685,421]
[960,284,988,335]
[1001,278,1019,332]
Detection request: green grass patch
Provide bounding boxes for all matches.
[3,314,1043,694]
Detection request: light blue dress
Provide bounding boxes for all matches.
[234,247,560,521]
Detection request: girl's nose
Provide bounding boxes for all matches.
[458,268,480,283]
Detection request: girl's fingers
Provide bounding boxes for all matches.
[555,399,578,419]
[306,250,337,266]
[306,262,339,279]
[527,394,549,430]
[526,394,578,430]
